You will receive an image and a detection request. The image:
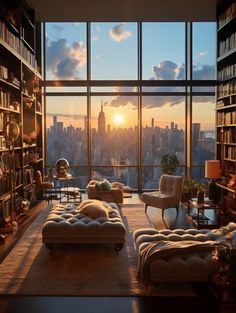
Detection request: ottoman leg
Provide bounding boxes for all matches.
[115,243,124,251]
[45,243,54,251]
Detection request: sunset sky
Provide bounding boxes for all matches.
[45,22,216,131]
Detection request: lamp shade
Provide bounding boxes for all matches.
[205,160,221,179]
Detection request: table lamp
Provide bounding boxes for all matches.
[205,160,221,202]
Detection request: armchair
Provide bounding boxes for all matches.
[141,174,183,218]
[35,170,54,202]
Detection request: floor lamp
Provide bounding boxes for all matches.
[205,160,221,203]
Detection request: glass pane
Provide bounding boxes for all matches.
[192,86,216,92]
[192,96,216,176]
[142,23,185,80]
[142,166,185,190]
[91,96,138,166]
[91,86,138,93]
[192,22,216,80]
[142,86,185,92]
[142,96,185,166]
[45,22,87,80]
[91,167,138,189]
[46,87,87,93]
[45,166,88,189]
[91,23,137,80]
[46,96,88,166]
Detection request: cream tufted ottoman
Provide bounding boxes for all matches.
[133,227,227,284]
[42,203,126,251]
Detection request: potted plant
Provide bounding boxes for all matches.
[160,154,179,175]
[181,178,207,202]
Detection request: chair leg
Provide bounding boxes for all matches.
[176,205,179,215]
[145,204,148,213]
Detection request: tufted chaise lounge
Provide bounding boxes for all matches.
[133,223,236,284]
[42,203,126,251]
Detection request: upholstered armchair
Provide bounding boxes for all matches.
[86,180,124,203]
[35,170,54,201]
[141,174,184,218]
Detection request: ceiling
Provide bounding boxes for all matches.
[27,0,217,22]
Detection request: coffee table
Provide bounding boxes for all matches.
[187,198,221,229]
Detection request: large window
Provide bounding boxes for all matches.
[142,23,185,80]
[91,23,137,80]
[45,23,87,80]
[192,22,216,80]
[44,22,216,191]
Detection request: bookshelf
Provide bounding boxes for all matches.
[0,0,43,232]
[216,0,236,220]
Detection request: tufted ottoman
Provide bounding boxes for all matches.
[133,227,225,284]
[42,203,126,251]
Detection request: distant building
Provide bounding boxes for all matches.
[98,104,106,136]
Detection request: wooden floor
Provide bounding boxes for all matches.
[0,194,235,313]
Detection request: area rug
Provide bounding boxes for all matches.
[0,203,195,297]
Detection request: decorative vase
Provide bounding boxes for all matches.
[197,190,204,203]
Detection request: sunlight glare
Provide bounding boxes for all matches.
[113,114,124,125]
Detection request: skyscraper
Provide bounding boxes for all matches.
[98,103,106,136]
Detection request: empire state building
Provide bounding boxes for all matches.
[98,104,106,136]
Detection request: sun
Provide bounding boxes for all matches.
[113,114,124,125]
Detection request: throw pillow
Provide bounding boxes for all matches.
[101,179,112,191]
[78,199,110,219]
[95,181,103,191]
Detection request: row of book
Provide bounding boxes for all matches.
[0,21,20,52]
[218,31,236,57]
[222,128,236,143]
[217,128,236,143]
[0,89,21,111]
[23,167,34,186]
[218,63,236,81]
[218,2,236,28]
[217,111,236,125]
[0,173,11,195]
[218,79,236,97]
[0,21,35,68]
[21,43,35,67]
[0,65,20,87]
[0,151,22,171]
[224,146,236,160]
[23,150,38,165]
[216,95,236,108]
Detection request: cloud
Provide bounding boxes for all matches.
[193,64,215,80]
[108,60,215,110]
[46,38,87,79]
[109,24,132,42]
[52,25,63,33]
[92,36,99,42]
[152,61,185,80]
[199,51,208,57]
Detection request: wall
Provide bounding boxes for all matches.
[27,0,217,22]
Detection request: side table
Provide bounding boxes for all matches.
[50,174,82,203]
[187,198,221,229]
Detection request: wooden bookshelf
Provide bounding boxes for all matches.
[216,0,236,220]
[0,0,43,232]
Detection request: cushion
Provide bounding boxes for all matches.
[112,182,124,189]
[77,199,111,219]
[95,181,103,191]
[101,179,112,191]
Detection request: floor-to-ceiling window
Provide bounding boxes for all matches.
[44,22,216,190]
